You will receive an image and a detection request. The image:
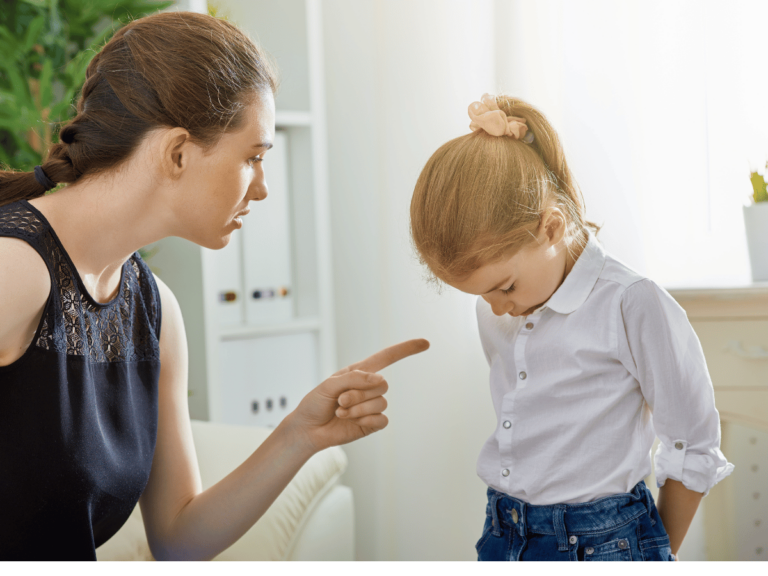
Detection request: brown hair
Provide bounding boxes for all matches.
[0,11,278,206]
[410,95,599,284]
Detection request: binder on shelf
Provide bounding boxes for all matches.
[241,130,295,325]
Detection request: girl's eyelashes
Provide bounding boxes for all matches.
[247,155,263,165]
[501,283,516,294]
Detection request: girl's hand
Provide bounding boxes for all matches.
[287,339,430,452]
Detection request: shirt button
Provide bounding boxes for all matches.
[502,469,510,477]
[569,535,578,545]
[675,442,684,450]
[510,509,519,524]
[525,322,534,330]
[503,421,511,429]
[585,547,594,555]
[519,371,527,380]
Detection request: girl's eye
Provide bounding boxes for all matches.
[248,156,263,165]
[501,284,515,295]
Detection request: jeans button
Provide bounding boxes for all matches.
[511,509,519,524]
[569,535,578,545]
[618,539,628,549]
[585,547,594,555]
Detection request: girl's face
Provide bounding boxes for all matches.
[447,216,572,317]
[171,91,276,249]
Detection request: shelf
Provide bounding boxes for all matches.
[218,316,322,340]
[275,110,312,127]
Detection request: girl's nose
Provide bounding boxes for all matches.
[484,294,513,316]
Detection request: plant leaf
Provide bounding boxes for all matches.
[750,171,768,203]
[22,14,46,55]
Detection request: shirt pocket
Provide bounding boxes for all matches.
[639,534,674,561]
[583,537,633,561]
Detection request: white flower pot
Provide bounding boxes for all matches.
[743,202,768,282]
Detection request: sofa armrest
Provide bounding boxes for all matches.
[97,420,351,561]
[288,484,355,561]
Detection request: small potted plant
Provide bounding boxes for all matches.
[744,167,768,282]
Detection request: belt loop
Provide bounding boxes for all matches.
[641,482,656,526]
[490,491,503,537]
[553,505,569,551]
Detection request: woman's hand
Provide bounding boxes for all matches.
[287,339,430,453]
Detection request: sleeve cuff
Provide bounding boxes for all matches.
[654,439,735,497]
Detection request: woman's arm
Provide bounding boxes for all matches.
[140,275,427,560]
[0,238,50,366]
[656,478,703,558]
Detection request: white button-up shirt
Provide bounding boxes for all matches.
[476,232,734,505]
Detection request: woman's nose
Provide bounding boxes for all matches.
[250,171,268,201]
[252,184,268,202]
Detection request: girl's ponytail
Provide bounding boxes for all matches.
[495,96,601,237]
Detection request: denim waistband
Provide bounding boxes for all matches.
[486,481,655,551]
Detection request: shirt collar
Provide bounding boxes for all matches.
[540,230,606,315]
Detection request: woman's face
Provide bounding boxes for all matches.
[172,91,276,249]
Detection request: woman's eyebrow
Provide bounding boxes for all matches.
[252,142,273,150]
[483,276,513,294]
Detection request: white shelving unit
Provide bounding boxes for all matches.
[150,0,336,426]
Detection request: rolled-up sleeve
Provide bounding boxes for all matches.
[617,279,734,497]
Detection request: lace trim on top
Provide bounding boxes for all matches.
[0,201,160,363]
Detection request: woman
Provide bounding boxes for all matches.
[0,11,428,560]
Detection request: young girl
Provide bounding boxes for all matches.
[410,94,733,562]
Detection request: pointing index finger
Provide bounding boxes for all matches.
[345,338,430,374]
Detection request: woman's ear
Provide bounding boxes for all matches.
[538,207,566,246]
[158,127,193,179]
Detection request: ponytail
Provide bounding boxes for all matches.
[0,141,77,205]
[495,95,601,238]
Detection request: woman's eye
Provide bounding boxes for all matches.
[248,156,263,165]
[501,284,515,294]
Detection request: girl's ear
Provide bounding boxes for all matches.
[539,207,566,246]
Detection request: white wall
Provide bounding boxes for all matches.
[496,0,757,288]
[323,0,498,560]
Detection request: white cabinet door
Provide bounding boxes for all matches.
[211,231,245,328]
[218,332,318,428]
[242,130,294,325]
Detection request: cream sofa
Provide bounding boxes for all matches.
[97,420,354,561]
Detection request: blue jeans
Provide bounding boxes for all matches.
[476,480,676,561]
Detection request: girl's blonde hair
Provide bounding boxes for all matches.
[410,95,599,284]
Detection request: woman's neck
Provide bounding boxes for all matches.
[28,169,173,303]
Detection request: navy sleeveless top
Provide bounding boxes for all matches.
[0,200,161,560]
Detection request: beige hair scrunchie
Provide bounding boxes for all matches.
[468,93,533,142]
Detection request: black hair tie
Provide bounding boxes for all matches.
[33,165,57,191]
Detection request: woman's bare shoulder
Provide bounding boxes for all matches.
[0,237,51,362]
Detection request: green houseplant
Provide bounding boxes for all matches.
[0,0,173,171]
[745,168,768,282]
